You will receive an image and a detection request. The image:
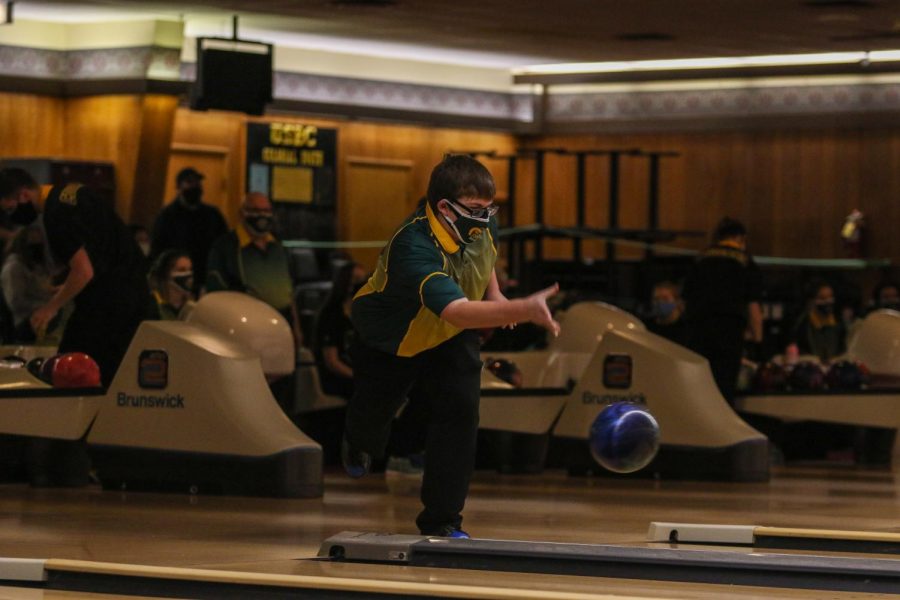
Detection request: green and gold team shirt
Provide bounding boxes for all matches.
[205,224,294,314]
[352,202,498,357]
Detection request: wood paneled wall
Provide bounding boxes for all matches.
[0,94,65,162]
[3,89,900,267]
[0,93,178,223]
[526,130,900,262]
[167,109,516,266]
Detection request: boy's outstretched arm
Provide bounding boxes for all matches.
[441,283,560,336]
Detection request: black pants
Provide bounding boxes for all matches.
[60,302,144,387]
[688,316,745,405]
[345,331,482,534]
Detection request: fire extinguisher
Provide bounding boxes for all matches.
[841,209,866,258]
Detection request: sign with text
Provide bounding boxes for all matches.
[246,122,337,240]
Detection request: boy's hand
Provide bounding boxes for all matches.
[526,283,561,337]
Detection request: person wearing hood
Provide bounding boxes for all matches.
[150,167,226,295]
[205,191,302,348]
[0,168,149,386]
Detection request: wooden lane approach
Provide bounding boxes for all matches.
[648,522,900,554]
[0,557,613,600]
[319,531,900,595]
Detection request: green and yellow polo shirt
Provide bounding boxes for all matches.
[205,224,294,314]
[352,202,498,357]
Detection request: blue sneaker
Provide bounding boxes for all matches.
[424,525,470,539]
[341,437,371,479]
[446,528,470,539]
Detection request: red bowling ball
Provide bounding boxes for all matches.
[51,352,101,388]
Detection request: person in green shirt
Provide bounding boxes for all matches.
[343,154,560,539]
[205,192,303,347]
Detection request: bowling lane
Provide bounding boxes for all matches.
[1,467,900,598]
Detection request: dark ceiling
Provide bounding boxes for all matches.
[23,0,900,66]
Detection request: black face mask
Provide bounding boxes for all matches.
[181,187,203,206]
[170,271,194,293]
[244,215,273,236]
[9,202,38,226]
[880,301,900,312]
[815,301,834,316]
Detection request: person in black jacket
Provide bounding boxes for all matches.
[0,168,149,386]
[683,217,763,405]
[150,167,226,295]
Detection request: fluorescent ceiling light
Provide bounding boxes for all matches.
[513,50,900,85]
[515,50,900,77]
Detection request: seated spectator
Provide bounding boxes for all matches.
[313,261,367,399]
[0,224,59,343]
[148,250,195,320]
[789,279,846,363]
[206,192,302,347]
[869,281,900,313]
[781,280,857,463]
[646,280,687,345]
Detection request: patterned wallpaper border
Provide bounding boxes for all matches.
[0,44,181,80]
[2,44,900,129]
[547,83,900,122]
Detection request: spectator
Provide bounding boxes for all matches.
[129,223,152,276]
[683,217,763,405]
[789,279,846,363]
[150,168,226,295]
[129,224,151,258]
[206,191,302,347]
[869,281,900,313]
[148,250,195,320]
[0,224,57,342]
[313,261,367,399]
[646,280,687,345]
[0,168,149,386]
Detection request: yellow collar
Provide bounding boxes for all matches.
[426,202,460,254]
[809,308,837,329]
[718,239,743,250]
[237,222,275,248]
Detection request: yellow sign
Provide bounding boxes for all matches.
[272,166,313,204]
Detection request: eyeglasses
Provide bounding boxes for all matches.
[447,199,499,221]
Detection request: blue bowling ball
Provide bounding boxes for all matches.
[589,402,660,474]
[788,360,825,392]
